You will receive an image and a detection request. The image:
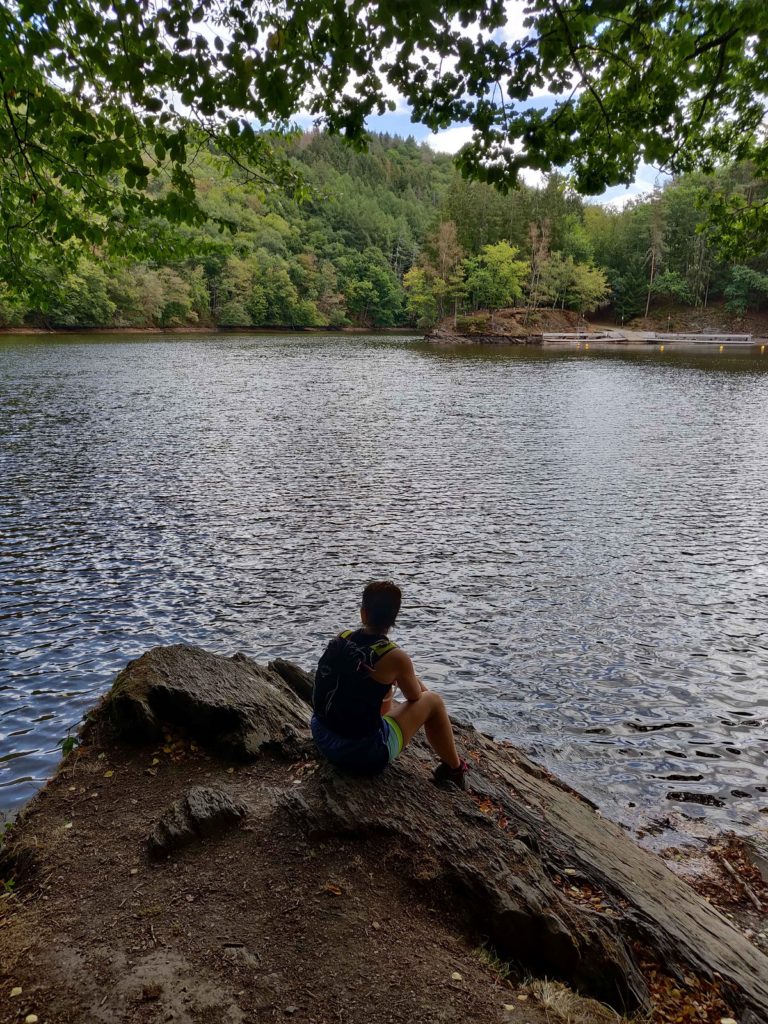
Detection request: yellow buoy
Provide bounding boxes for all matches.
[719,345,724,352]
[659,344,665,352]
[585,342,589,350]
[762,345,765,354]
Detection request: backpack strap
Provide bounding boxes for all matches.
[370,639,398,660]
[335,630,397,662]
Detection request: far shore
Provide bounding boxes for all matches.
[4,323,767,350]
[0,324,423,336]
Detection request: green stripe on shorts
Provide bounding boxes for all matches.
[383,715,404,760]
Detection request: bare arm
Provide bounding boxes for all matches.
[392,651,426,702]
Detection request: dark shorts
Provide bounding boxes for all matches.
[311,713,404,776]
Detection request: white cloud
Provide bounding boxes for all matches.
[424,125,474,155]
[498,0,529,45]
[425,127,546,188]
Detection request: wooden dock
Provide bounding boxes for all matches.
[542,331,756,345]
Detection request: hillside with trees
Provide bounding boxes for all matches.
[0,133,766,333]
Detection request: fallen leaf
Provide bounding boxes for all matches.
[372,921,381,930]
[130,868,139,876]
[104,770,114,778]
[517,994,528,1001]
[10,987,22,997]
[451,971,463,981]
[324,883,343,896]
[25,1016,39,1024]
[151,758,160,766]
[64,822,73,830]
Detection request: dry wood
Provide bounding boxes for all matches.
[718,853,764,913]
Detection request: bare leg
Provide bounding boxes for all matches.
[387,692,460,768]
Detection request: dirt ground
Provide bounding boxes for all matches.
[1,737,560,1024]
[3,722,764,1024]
[612,299,768,338]
[434,301,768,341]
[433,307,587,338]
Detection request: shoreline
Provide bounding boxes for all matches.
[0,325,423,337]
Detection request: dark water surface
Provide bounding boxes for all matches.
[1,333,767,840]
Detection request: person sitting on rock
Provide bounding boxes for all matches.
[311,580,469,789]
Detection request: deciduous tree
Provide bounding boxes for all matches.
[2,0,767,282]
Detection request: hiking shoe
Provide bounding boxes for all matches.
[432,758,469,790]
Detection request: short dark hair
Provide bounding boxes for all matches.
[362,581,402,631]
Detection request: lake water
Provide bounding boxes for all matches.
[1,333,767,842]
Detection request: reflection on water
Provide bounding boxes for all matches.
[1,333,767,840]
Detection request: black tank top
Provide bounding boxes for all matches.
[313,629,398,738]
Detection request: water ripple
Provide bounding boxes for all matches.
[1,334,767,838]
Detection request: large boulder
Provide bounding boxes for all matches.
[103,644,310,758]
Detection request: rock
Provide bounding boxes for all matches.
[147,786,248,859]
[103,645,310,759]
[268,658,313,707]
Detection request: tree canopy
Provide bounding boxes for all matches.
[2,0,767,279]
[2,133,766,333]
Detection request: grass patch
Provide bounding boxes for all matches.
[521,978,643,1024]
[472,942,512,982]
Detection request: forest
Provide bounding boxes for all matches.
[1,131,767,332]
